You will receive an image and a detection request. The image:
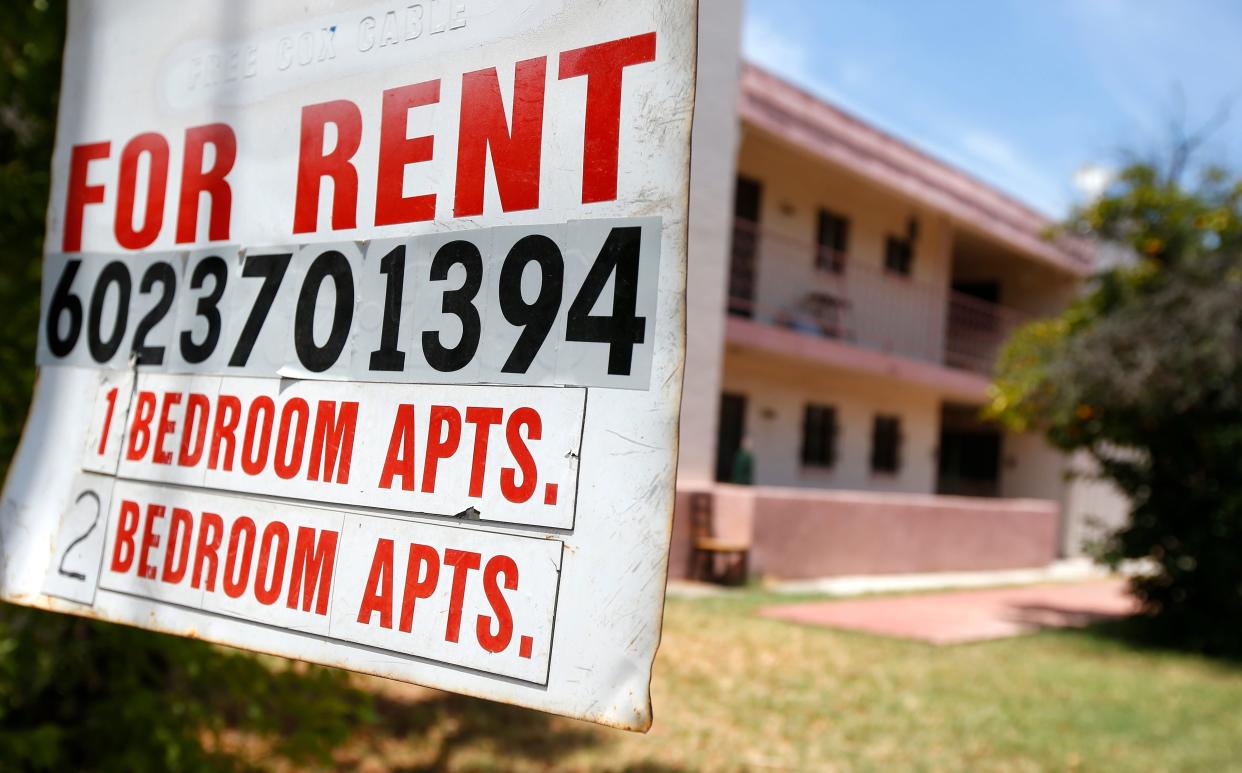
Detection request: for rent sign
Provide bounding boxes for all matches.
[1,0,696,730]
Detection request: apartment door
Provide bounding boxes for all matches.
[947,280,1003,371]
[936,403,1002,497]
[715,392,747,483]
[729,177,762,317]
[952,280,1000,305]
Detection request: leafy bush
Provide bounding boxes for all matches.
[0,0,59,465]
[0,606,372,770]
[990,157,1242,653]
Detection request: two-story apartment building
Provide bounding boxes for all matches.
[670,5,1126,581]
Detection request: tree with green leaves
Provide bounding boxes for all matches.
[988,137,1242,653]
[0,0,61,466]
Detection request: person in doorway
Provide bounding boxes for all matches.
[730,434,754,485]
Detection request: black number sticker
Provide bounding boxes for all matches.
[45,259,84,357]
[87,261,132,363]
[566,226,646,375]
[369,244,407,372]
[422,240,483,373]
[131,261,176,365]
[295,249,355,372]
[229,252,292,367]
[499,235,564,374]
[180,256,228,364]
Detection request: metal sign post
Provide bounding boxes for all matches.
[0,0,696,730]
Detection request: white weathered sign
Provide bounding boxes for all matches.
[0,0,697,730]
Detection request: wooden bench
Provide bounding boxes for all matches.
[689,492,750,585]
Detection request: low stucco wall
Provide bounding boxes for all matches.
[670,484,1059,580]
[668,489,696,580]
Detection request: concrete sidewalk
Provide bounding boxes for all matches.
[764,557,1136,596]
[759,579,1138,644]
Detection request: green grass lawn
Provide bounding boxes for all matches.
[297,588,1242,771]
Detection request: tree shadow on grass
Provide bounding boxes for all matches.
[369,690,597,771]
[1044,612,1242,668]
[1,604,683,771]
[1005,602,1130,631]
[0,604,373,771]
[353,688,686,773]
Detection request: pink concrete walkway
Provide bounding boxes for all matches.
[760,580,1138,644]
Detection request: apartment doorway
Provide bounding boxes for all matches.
[946,280,1004,372]
[715,392,748,483]
[951,280,1000,305]
[728,177,762,317]
[936,403,1001,497]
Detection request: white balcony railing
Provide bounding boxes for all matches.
[728,219,1032,375]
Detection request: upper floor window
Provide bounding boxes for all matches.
[885,216,918,276]
[815,209,849,273]
[800,403,839,468]
[870,414,902,474]
[884,235,914,275]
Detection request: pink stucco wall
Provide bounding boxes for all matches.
[670,485,1060,580]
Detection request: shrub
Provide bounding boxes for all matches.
[990,157,1242,653]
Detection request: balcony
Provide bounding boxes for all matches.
[727,219,1031,377]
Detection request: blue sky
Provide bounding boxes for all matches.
[742,0,1242,217]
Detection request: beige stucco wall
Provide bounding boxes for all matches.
[723,347,941,494]
[950,228,1080,318]
[723,344,1086,507]
[722,130,1090,509]
[1061,450,1131,556]
[999,435,1132,557]
[735,129,954,365]
[999,431,1064,501]
[674,18,1105,544]
[675,0,743,484]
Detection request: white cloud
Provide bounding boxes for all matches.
[740,12,1070,215]
[903,127,1064,216]
[958,129,1064,207]
[741,16,900,136]
[740,14,800,73]
[960,130,1031,178]
[1072,164,1114,200]
[742,16,836,100]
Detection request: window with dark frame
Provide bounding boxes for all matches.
[800,404,838,468]
[815,209,849,273]
[870,414,902,474]
[884,235,913,275]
